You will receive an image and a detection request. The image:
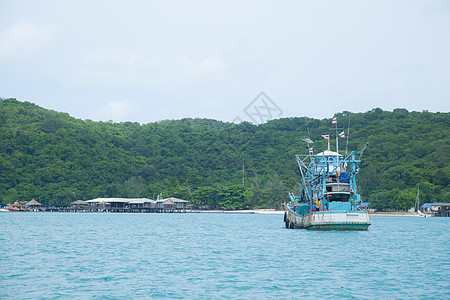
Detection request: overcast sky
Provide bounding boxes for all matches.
[1,0,449,124]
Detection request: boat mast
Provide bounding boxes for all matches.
[415,186,420,212]
[335,119,339,154]
[330,115,341,153]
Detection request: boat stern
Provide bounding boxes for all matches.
[304,211,371,231]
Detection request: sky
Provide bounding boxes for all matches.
[1,0,449,124]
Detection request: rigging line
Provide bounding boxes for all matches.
[296,156,310,200]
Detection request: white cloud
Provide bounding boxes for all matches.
[71,50,229,88]
[100,100,135,121]
[186,54,228,76]
[0,21,54,59]
[1,1,448,123]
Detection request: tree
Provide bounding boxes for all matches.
[191,186,218,208]
[0,98,448,210]
[124,176,147,197]
[248,175,263,208]
[358,163,382,196]
[50,188,78,206]
[217,185,247,209]
[264,173,287,209]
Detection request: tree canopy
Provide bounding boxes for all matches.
[0,98,448,210]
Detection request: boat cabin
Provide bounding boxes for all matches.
[315,151,358,212]
[315,150,344,174]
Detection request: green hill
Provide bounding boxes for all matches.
[0,98,448,210]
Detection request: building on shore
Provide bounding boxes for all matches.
[70,200,88,207]
[25,198,42,211]
[3,197,190,213]
[421,202,450,217]
[84,197,189,213]
[421,203,435,213]
[431,203,450,217]
[157,197,190,210]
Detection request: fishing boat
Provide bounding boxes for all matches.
[284,116,371,230]
[5,201,27,212]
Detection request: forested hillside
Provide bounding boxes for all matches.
[0,98,448,210]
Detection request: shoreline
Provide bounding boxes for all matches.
[192,209,285,215]
[192,210,432,217]
[368,212,433,217]
[2,209,432,217]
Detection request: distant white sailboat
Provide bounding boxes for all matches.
[414,186,427,218]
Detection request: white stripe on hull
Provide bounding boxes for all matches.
[286,209,371,230]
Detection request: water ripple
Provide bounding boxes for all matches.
[0,213,448,299]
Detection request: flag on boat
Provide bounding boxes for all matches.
[331,116,337,124]
[322,134,329,140]
[339,131,345,138]
[309,147,313,153]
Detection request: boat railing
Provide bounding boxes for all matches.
[313,210,349,214]
[324,192,351,195]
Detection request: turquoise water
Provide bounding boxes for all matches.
[1,213,448,299]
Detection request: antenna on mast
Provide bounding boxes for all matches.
[305,118,311,139]
[303,118,314,156]
[303,138,314,157]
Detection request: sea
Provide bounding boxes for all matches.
[1,213,448,299]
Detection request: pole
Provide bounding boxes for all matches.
[345,113,350,157]
[335,121,338,154]
[242,156,245,186]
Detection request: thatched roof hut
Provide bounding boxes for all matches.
[71,200,88,206]
[26,198,42,206]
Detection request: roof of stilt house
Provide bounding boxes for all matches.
[71,200,88,205]
[85,198,155,204]
[159,198,175,205]
[26,198,42,206]
[128,198,156,204]
[157,197,189,203]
